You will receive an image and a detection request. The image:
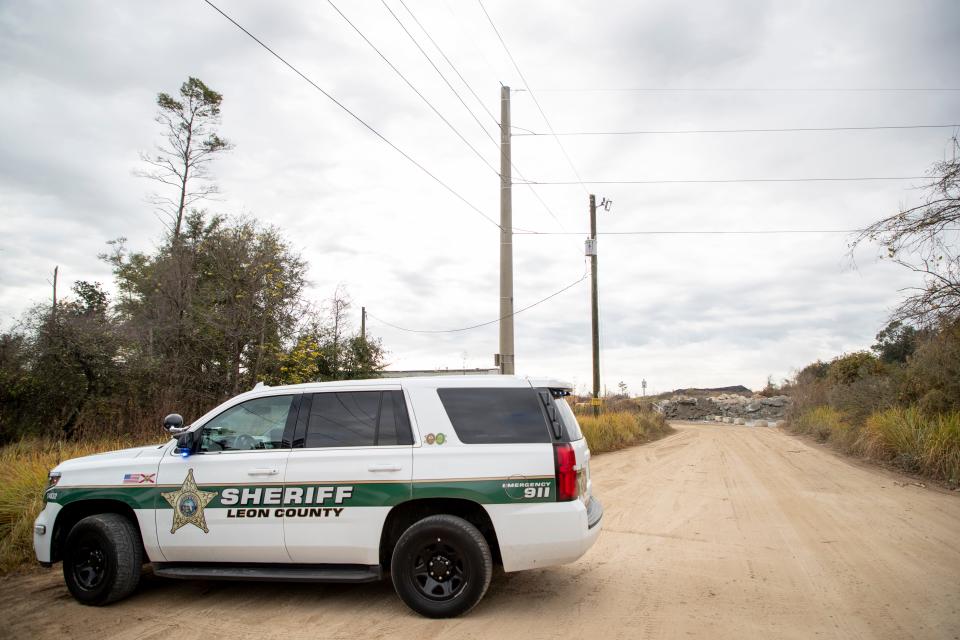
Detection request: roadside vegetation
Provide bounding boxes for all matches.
[785,136,959,486]
[0,436,160,573]
[574,402,673,454]
[786,330,960,486]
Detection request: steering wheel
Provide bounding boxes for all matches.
[233,433,258,450]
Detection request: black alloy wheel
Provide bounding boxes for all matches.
[411,538,467,601]
[63,513,143,606]
[391,514,492,618]
[71,535,109,590]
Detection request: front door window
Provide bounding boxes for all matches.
[200,395,293,452]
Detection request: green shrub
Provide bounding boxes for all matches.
[826,374,897,426]
[919,389,951,415]
[899,322,960,412]
[827,351,885,385]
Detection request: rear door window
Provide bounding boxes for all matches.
[437,388,551,444]
[304,391,413,448]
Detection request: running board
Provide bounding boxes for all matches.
[152,562,382,583]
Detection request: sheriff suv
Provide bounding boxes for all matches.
[35,375,602,618]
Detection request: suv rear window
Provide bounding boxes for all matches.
[437,388,551,444]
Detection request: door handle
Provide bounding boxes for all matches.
[247,468,279,476]
[368,464,402,472]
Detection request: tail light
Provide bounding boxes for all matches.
[553,443,578,502]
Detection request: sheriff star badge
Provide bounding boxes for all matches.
[161,468,217,534]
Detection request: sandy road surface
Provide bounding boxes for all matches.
[3,422,959,640]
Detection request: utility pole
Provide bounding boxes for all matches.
[498,85,515,375]
[49,265,59,326]
[586,196,611,414]
[360,306,366,341]
[589,195,600,415]
[51,265,58,312]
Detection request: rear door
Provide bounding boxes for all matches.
[411,385,558,503]
[283,386,414,564]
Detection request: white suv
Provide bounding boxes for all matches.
[34,375,602,617]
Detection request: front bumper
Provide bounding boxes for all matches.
[33,502,61,564]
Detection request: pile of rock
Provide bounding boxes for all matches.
[654,393,789,422]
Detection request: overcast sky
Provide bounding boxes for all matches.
[2,0,958,394]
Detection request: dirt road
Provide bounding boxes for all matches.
[3,422,959,639]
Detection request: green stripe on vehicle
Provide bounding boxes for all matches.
[46,476,557,509]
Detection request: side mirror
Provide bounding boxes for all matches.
[163,413,184,432]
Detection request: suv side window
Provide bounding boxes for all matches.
[200,395,294,452]
[304,391,414,448]
[437,388,551,444]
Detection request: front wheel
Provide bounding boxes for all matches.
[62,513,143,605]
[390,514,493,618]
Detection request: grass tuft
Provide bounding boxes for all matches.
[577,410,673,454]
[789,405,960,484]
[859,407,960,482]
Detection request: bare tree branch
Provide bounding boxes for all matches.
[851,136,960,325]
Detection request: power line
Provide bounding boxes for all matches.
[513,124,960,137]
[520,176,933,185]
[392,0,568,230]
[478,0,588,195]
[368,269,588,333]
[397,0,498,127]
[515,228,867,236]
[528,88,960,93]
[381,0,497,150]
[201,0,503,231]
[514,226,960,236]
[326,0,499,177]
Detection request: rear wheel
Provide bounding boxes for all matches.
[63,514,143,605]
[390,514,492,618]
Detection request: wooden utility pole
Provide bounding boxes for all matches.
[589,195,600,415]
[361,306,366,341]
[51,265,59,321]
[498,85,515,375]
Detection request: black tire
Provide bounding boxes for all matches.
[62,513,143,606]
[390,514,492,618]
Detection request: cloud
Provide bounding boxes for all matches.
[2,0,958,392]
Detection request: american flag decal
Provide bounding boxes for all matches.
[122,473,156,484]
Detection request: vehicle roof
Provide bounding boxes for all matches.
[245,375,573,396]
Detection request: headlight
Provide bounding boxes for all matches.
[47,471,61,490]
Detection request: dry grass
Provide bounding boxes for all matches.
[577,410,673,454]
[860,407,960,482]
[0,436,158,574]
[788,405,960,484]
[788,406,862,452]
